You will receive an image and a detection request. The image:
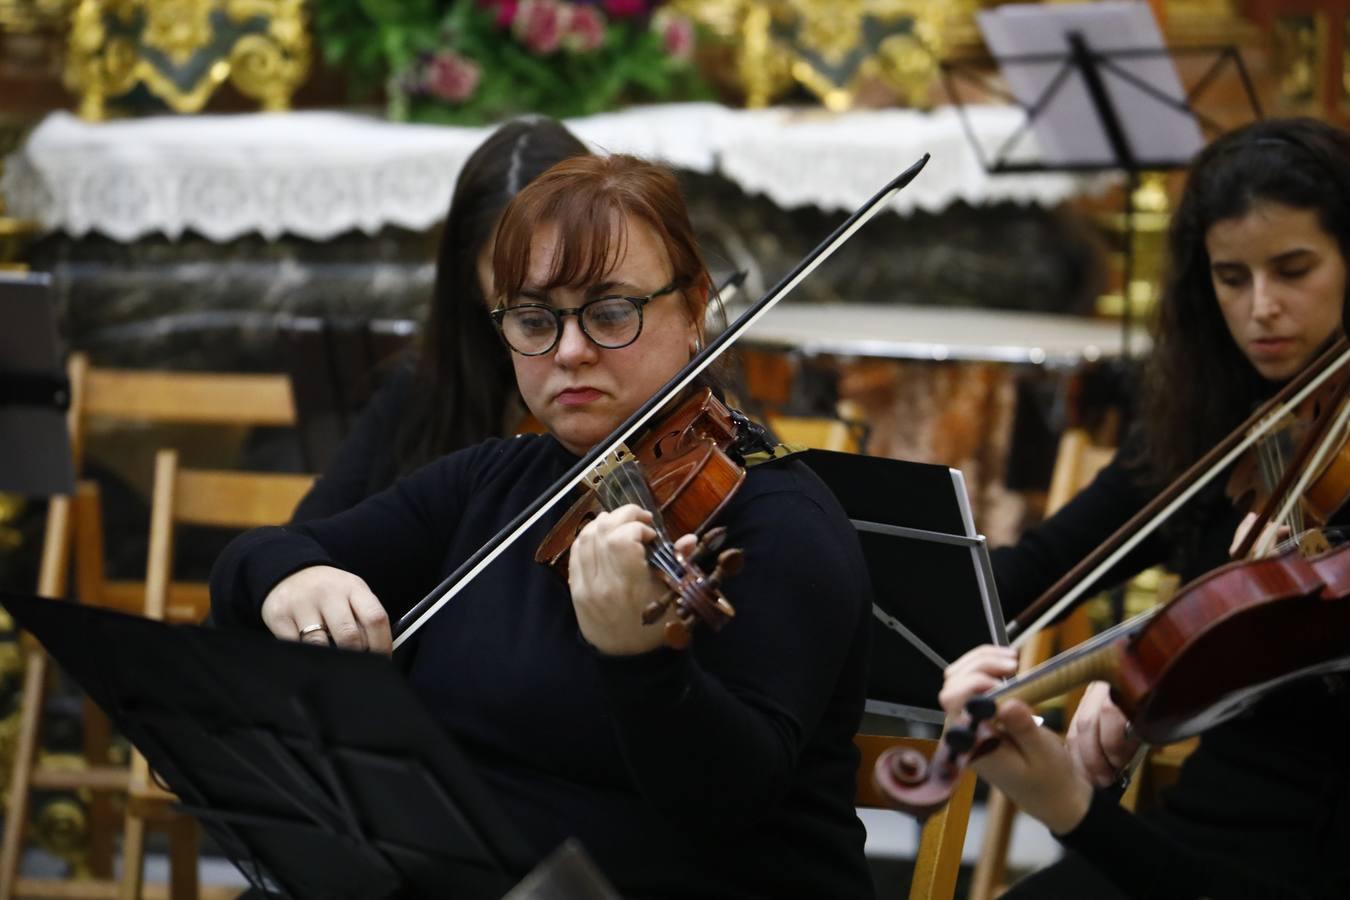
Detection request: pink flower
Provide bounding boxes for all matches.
[513,0,570,55]
[422,51,481,103]
[476,0,518,27]
[653,10,694,61]
[602,0,644,19]
[564,4,605,52]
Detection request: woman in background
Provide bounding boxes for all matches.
[292,117,588,520]
[962,117,1350,898]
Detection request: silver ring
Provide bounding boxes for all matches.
[298,623,328,638]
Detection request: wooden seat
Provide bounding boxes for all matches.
[855,733,977,900]
[119,449,314,900]
[2,355,297,900]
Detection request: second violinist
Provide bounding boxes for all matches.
[947,117,1350,898]
[209,154,875,898]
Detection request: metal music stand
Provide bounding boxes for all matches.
[0,590,545,900]
[0,271,73,496]
[799,450,1006,725]
[941,8,1262,356]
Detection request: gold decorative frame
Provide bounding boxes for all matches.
[1272,12,1324,112]
[64,0,310,120]
[674,0,980,110]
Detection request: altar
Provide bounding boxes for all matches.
[3,102,1122,541]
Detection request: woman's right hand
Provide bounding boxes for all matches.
[1066,681,1141,787]
[259,565,392,655]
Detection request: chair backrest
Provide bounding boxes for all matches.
[144,449,315,621]
[56,353,300,619]
[1045,428,1115,517]
[854,733,977,900]
[68,352,297,469]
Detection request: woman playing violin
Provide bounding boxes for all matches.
[210,154,875,898]
[948,117,1350,898]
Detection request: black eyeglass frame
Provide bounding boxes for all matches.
[490,283,681,357]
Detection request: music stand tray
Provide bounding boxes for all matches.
[799,450,1006,724]
[0,590,537,899]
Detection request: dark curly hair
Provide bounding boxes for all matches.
[1132,117,1350,487]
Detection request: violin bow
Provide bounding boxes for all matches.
[391,154,932,649]
[1008,335,1350,648]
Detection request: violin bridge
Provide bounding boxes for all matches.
[584,445,635,489]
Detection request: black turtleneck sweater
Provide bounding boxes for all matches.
[991,446,1350,900]
[210,434,875,899]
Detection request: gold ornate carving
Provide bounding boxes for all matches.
[674,0,981,110]
[64,0,310,120]
[1272,13,1323,110]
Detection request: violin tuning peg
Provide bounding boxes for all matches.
[700,527,728,554]
[713,548,744,580]
[945,727,976,754]
[642,592,675,625]
[663,620,692,650]
[714,596,735,619]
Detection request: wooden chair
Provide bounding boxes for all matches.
[119,449,314,900]
[855,733,977,900]
[967,429,1190,898]
[1,354,297,900]
[967,428,1113,900]
[765,401,868,454]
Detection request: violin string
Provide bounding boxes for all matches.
[991,607,1157,698]
[1257,393,1350,557]
[599,462,685,584]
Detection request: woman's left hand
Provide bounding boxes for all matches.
[568,505,697,655]
[940,646,1095,834]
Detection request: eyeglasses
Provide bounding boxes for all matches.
[490,284,680,356]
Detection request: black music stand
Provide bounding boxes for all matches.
[941,6,1262,356]
[0,590,539,899]
[799,450,1006,724]
[0,272,73,496]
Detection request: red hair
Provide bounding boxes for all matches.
[491,154,711,334]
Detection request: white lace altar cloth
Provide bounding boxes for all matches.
[2,103,1104,242]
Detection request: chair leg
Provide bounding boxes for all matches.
[118,807,148,900]
[0,650,47,900]
[168,817,200,900]
[969,787,1016,900]
[909,770,978,900]
[83,696,118,878]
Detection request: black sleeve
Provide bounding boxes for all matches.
[211,446,474,630]
[591,479,867,833]
[1059,789,1313,899]
[992,447,1170,621]
[291,369,415,523]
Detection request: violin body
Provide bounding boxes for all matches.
[535,389,746,573]
[535,388,750,647]
[1118,541,1350,743]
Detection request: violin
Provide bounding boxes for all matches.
[535,388,749,649]
[876,535,1350,819]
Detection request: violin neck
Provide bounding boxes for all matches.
[990,612,1152,709]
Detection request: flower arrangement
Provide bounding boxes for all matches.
[314,0,707,124]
